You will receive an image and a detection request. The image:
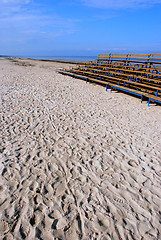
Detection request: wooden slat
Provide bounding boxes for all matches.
[98,56,150,60]
[81,62,161,70]
[127,53,151,56]
[97,58,161,65]
[71,69,161,92]
[149,57,161,60]
[151,53,161,56]
[79,63,161,78]
[98,53,151,56]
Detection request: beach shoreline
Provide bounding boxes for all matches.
[0,57,161,240]
[5,56,91,65]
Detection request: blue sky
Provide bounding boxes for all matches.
[0,0,161,56]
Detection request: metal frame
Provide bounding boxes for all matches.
[110,86,143,102]
[148,98,161,106]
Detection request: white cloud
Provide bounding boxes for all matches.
[0,0,30,17]
[80,0,161,8]
[0,0,30,8]
[0,0,30,4]
[0,0,77,37]
[0,1,79,53]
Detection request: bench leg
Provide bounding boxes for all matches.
[148,98,150,106]
[141,95,143,103]
[111,86,113,93]
[106,85,108,91]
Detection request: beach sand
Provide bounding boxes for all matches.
[0,57,161,240]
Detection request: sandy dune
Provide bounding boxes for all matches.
[0,58,161,240]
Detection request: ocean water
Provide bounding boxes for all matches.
[32,56,97,62]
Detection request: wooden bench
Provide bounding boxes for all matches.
[78,61,161,76]
[78,66,161,84]
[97,53,161,66]
[97,53,161,74]
[69,69,161,96]
[58,69,161,106]
[58,53,161,106]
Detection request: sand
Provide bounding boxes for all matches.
[0,57,161,240]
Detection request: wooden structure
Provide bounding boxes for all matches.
[58,53,161,106]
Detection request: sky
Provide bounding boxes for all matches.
[0,0,161,57]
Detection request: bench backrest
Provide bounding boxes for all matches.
[97,53,161,69]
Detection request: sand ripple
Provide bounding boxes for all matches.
[0,58,161,239]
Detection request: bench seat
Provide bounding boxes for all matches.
[58,70,161,106]
[70,69,161,96]
[58,52,161,106]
